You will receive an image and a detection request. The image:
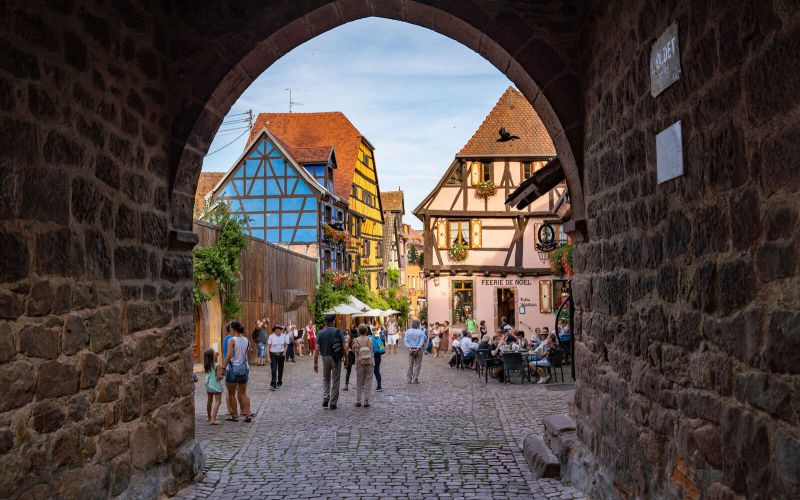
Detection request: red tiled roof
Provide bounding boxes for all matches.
[286,146,334,165]
[457,86,555,157]
[250,112,368,199]
[380,190,404,213]
[194,172,224,213]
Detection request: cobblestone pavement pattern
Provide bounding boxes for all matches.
[178,348,584,499]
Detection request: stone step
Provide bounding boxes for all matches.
[523,434,561,478]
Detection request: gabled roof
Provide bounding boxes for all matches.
[249,112,372,199]
[194,172,224,213]
[457,86,555,158]
[212,127,342,202]
[380,190,404,213]
[287,146,336,166]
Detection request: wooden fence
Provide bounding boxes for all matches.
[193,220,318,360]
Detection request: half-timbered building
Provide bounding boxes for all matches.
[208,128,349,273]
[413,87,565,335]
[250,112,386,290]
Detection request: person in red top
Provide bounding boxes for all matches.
[307,320,316,353]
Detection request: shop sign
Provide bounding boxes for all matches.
[480,278,533,286]
[650,22,681,97]
[656,120,683,184]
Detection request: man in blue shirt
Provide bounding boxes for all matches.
[404,320,427,384]
[460,331,478,367]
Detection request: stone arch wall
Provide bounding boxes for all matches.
[165,0,586,236]
[1,0,798,499]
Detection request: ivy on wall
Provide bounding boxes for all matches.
[193,202,249,319]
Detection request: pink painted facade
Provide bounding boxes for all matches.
[414,88,568,338]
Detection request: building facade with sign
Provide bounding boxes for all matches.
[413,87,566,335]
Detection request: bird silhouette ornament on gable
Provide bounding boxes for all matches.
[497,127,520,142]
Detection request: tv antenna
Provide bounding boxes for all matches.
[285,88,305,113]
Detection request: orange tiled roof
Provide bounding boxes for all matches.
[194,172,224,213]
[250,112,368,199]
[457,86,555,157]
[286,146,334,165]
[380,190,404,213]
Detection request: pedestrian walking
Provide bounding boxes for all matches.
[223,321,251,422]
[343,326,358,391]
[351,324,375,407]
[440,321,450,353]
[432,331,442,357]
[252,319,268,366]
[387,318,399,354]
[314,314,345,410]
[294,325,304,356]
[404,320,426,383]
[268,325,287,391]
[372,327,386,391]
[286,324,296,362]
[203,348,224,425]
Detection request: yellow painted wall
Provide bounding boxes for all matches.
[349,141,384,290]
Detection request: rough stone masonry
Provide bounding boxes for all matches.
[0,0,798,499]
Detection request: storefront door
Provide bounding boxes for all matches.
[496,288,516,329]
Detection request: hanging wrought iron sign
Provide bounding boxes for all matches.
[535,221,559,263]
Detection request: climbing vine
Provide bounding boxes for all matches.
[193,201,249,319]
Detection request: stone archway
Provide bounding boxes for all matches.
[1,0,798,498]
[166,0,586,239]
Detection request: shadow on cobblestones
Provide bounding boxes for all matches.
[179,349,584,499]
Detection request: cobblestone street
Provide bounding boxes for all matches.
[178,349,583,499]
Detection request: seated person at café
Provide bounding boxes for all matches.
[515,331,529,349]
[529,333,558,384]
[448,332,463,367]
[460,330,478,366]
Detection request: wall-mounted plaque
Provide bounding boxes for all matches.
[650,22,681,97]
[656,121,683,184]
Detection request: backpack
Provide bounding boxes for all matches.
[357,338,374,365]
[330,329,344,363]
[373,335,386,354]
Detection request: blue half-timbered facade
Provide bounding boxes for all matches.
[210,129,349,272]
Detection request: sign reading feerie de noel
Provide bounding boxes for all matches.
[650,22,681,97]
[480,278,532,286]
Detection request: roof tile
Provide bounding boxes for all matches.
[457,87,555,157]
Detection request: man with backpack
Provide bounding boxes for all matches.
[314,314,345,410]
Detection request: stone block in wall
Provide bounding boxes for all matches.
[26,280,53,316]
[763,310,800,374]
[86,305,122,353]
[109,453,132,496]
[171,439,204,484]
[129,420,165,470]
[18,323,59,359]
[99,428,129,461]
[127,302,171,333]
[0,322,14,361]
[36,359,79,399]
[0,360,34,411]
[155,396,194,453]
[30,399,66,433]
[62,313,89,355]
[720,404,771,497]
[60,464,108,500]
[120,377,142,422]
[755,241,797,281]
[106,341,138,374]
[51,427,81,468]
[772,429,800,498]
[79,351,105,389]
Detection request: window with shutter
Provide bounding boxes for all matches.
[436,221,448,249]
[470,161,480,186]
[470,219,482,248]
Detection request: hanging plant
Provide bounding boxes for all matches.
[448,240,469,262]
[475,180,497,199]
[547,242,573,277]
[323,225,348,244]
[192,201,249,319]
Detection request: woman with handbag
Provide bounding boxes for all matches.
[223,321,252,422]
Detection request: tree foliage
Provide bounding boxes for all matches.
[387,267,400,287]
[192,202,249,319]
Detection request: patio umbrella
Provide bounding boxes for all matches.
[383,309,401,315]
[352,309,386,318]
[324,303,363,315]
[347,295,370,312]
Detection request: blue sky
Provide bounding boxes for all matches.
[201,18,513,228]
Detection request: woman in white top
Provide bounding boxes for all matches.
[267,325,288,391]
[223,321,252,422]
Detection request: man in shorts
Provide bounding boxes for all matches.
[387,318,399,354]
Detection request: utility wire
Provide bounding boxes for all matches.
[205,128,250,157]
[205,109,253,158]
